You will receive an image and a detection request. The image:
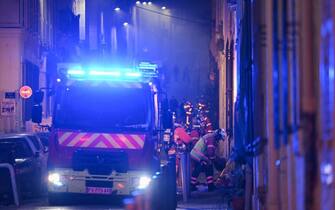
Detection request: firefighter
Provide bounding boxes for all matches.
[196,102,213,135]
[190,128,226,192]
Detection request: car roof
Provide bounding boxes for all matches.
[0,133,37,140]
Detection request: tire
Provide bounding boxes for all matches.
[33,173,42,197]
[152,158,177,210]
[166,157,177,210]
[48,192,64,206]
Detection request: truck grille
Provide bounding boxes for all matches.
[72,150,128,175]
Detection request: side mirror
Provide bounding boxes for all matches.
[32,104,42,123]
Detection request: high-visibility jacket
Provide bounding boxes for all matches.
[190,132,217,162]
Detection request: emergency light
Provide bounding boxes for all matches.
[89,71,122,76]
[68,70,85,75]
[65,63,157,81]
[67,69,142,79]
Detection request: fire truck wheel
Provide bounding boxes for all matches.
[152,160,177,210]
[48,192,64,206]
[167,159,177,210]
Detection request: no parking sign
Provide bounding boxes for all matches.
[19,86,33,99]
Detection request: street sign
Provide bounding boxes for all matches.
[5,92,16,99]
[1,100,16,116]
[19,86,33,99]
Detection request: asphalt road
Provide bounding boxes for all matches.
[1,186,228,210]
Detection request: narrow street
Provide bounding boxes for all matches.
[1,0,335,210]
[2,187,227,210]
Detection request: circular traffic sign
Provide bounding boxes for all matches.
[19,85,33,99]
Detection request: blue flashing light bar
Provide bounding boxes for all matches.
[65,63,157,81]
[125,72,142,77]
[89,70,121,76]
[68,70,85,75]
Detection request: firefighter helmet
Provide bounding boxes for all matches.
[215,128,226,140]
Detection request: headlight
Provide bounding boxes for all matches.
[138,176,151,189]
[48,173,63,186]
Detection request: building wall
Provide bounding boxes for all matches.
[211,0,237,158]
[213,0,335,210]
[133,3,212,103]
[0,0,54,133]
[0,0,25,133]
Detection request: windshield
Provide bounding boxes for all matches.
[54,84,152,131]
[0,138,33,160]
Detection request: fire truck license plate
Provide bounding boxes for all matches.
[86,187,113,195]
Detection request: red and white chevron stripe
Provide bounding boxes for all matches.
[57,131,145,149]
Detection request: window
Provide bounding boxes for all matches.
[0,138,33,159]
[15,141,34,158]
[27,135,41,151]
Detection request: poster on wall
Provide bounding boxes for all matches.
[1,100,16,116]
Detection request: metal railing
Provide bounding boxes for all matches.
[0,163,19,206]
[178,147,190,202]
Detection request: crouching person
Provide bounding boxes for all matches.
[190,129,225,192]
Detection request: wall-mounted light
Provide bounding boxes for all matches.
[114,7,120,11]
[123,22,129,27]
[136,1,141,5]
[161,6,166,10]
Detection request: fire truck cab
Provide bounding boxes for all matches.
[33,63,175,208]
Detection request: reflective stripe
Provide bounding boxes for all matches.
[58,131,145,149]
[190,153,201,162]
[193,149,207,159]
[191,177,198,184]
[131,135,145,148]
[102,134,122,148]
[58,132,75,144]
[67,133,87,146]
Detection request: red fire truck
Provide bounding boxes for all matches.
[32,63,176,209]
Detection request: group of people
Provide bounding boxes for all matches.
[172,100,233,192]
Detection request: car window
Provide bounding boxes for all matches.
[39,136,49,147]
[15,141,34,158]
[0,138,33,159]
[27,135,42,151]
[0,142,15,163]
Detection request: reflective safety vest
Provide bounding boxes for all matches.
[190,133,216,162]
